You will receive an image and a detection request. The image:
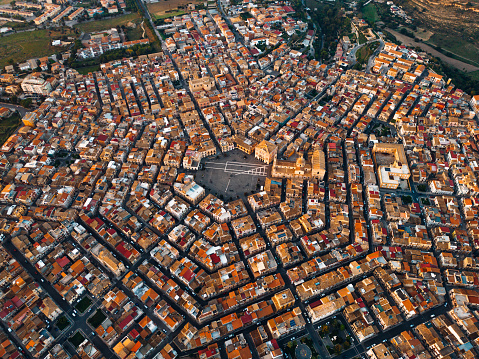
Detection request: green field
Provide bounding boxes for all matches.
[76,64,101,74]
[361,3,379,24]
[468,71,479,81]
[151,10,186,21]
[0,112,21,146]
[356,41,379,64]
[2,21,33,30]
[74,13,141,33]
[428,33,479,66]
[0,28,75,69]
[125,24,144,41]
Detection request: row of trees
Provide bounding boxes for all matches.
[68,43,155,69]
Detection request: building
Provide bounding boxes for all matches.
[271,289,295,311]
[0,107,13,119]
[189,77,215,92]
[271,150,325,180]
[267,307,306,339]
[255,140,277,164]
[233,134,257,154]
[372,143,410,189]
[21,73,53,96]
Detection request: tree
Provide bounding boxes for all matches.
[10,0,16,7]
[321,325,329,335]
[334,344,342,354]
[20,98,32,108]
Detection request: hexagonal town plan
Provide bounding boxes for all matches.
[0,1,478,359]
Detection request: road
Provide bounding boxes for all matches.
[0,102,29,117]
[3,238,116,359]
[346,38,384,69]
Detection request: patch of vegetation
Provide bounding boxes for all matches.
[75,296,92,313]
[76,64,101,75]
[0,112,21,146]
[468,71,479,81]
[417,184,428,192]
[256,41,267,52]
[399,27,415,38]
[125,24,144,41]
[284,340,298,357]
[420,197,430,205]
[319,319,352,355]
[427,57,479,96]
[300,336,320,359]
[74,13,140,33]
[56,316,70,331]
[240,12,253,21]
[87,309,107,328]
[361,3,379,24]
[152,10,186,22]
[69,43,156,69]
[0,28,77,68]
[68,332,85,348]
[358,31,367,44]
[3,21,33,30]
[304,1,351,61]
[356,41,379,65]
[19,98,32,109]
[402,195,413,204]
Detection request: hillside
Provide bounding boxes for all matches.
[396,0,479,64]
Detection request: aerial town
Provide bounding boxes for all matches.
[0,0,478,357]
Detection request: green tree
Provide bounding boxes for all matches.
[20,98,32,108]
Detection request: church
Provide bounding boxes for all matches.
[271,149,325,180]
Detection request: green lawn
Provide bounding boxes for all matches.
[0,28,76,69]
[87,309,107,328]
[75,296,92,313]
[361,3,379,24]
[0,112,21,147]
[428,33,479,66]
[74,13,141,33]
[68,332,85,348]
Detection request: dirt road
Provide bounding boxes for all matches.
[386,28,479,72]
